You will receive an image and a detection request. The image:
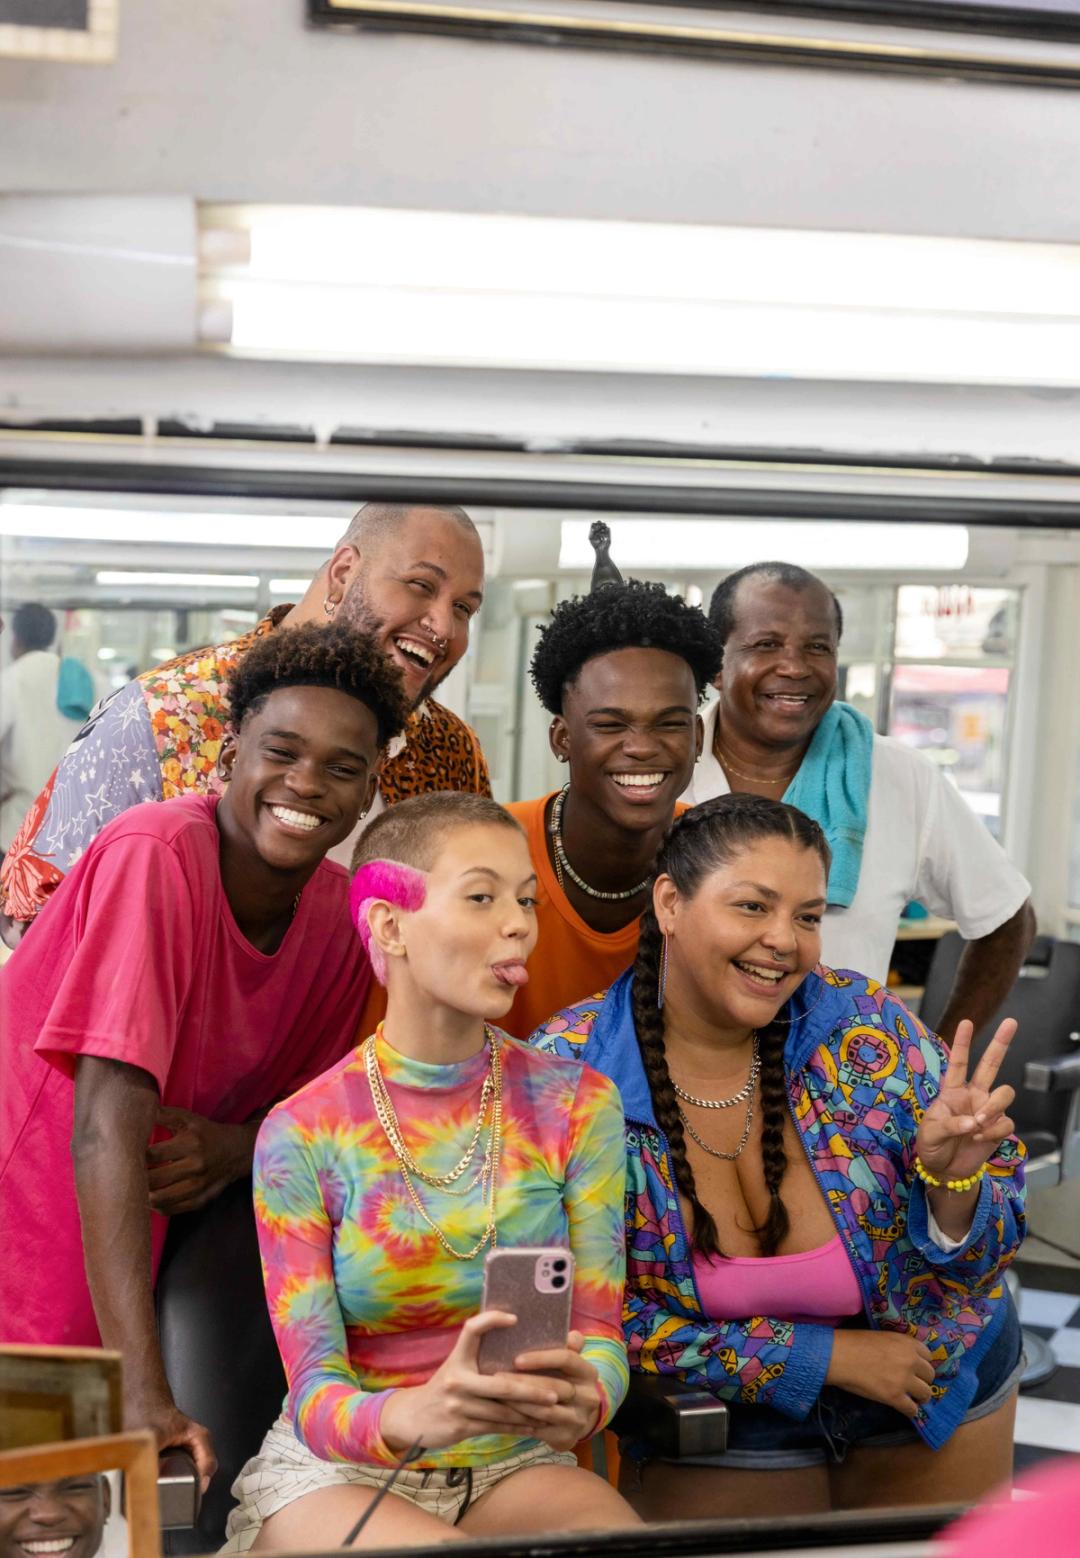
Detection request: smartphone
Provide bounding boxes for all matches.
[475,1245,575,1375]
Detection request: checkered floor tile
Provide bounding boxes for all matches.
[1014,1284,1080,1469]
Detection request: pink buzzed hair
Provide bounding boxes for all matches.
[349,859,428,984]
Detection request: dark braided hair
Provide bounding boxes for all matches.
[631,793,831,1259]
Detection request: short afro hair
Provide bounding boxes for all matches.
[529,579,723,715]
[227,622,410,747]
[708,562,843,649]
[351,791,523,875]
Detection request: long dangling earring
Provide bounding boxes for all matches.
[657,932,670,1010]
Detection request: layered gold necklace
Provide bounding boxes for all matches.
[363,1024,503,1261]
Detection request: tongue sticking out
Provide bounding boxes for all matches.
[493,962,529,988]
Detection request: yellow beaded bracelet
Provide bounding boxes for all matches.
[914,1156,987,1194]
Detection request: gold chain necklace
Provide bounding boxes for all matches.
[364,1026,503,1261]
[715,740,799,787]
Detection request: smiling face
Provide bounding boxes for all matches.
[0,1477,109,1558]
[377,823,539,1020]
[218,684,381,873]
[337,509,485,705]
[552,647,702,832]
[716,577,839,753]
[657,835,827,1033]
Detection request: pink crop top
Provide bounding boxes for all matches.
[692,1235,863,1327]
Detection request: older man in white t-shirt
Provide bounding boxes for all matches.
[682,562,1035,1041]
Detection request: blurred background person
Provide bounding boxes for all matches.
[0,603,88,862]
[682,562,1035,1038]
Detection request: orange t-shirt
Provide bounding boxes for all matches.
[502,792,653,1040]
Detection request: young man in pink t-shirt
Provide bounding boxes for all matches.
[0,623,409,1487]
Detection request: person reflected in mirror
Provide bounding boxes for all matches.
[0,625,410,1490]
[224,792,637,1550]
[682,563,1035,1036]
[533,794,1026,1519]
[502,552,722,1038]
[0,1475,110,1558]
[0,504,490,946]
[0,604,87,864]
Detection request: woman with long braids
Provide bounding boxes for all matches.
[533,793,1026,1518]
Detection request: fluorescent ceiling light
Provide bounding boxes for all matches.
[203,204,1080,386]
[558,521,969,573]
[269,578,311,594]
[1,504,343,550]
[96,571,260,588]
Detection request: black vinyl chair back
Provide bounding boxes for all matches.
[919,933,1080,1160]
[156,1176,286,1553]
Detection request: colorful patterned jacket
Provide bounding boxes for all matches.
[0,608,491,924]
[532,966,1026,1451]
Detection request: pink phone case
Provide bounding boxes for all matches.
[475,1246,575,1375]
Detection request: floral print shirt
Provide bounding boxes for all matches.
[0,609,491,923]
[531,966,1027,1452]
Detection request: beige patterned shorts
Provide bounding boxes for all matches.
[221,1415,577,1550]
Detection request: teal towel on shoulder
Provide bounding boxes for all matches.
[783,701,874,908]
[56,656,95,723]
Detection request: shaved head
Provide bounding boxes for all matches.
[337,503,479,554]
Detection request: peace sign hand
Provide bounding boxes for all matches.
[915,1018,1018,1183]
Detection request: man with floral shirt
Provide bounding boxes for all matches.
[0,503,490,936]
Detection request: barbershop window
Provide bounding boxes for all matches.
[821,584,1019,843]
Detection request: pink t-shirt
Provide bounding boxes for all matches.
[0,793,371,1347]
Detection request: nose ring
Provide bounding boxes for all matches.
[772,947,786,962]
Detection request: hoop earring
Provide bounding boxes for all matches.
[657,932,670,1010]
[323,596,337,620]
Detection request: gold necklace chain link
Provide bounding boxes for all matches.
[671,1034,761,1110]
[364,1027,503,1261]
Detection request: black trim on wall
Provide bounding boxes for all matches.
[3,456,1079,528]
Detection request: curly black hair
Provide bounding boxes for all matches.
[227,622,410,747]
[529,579,723,715]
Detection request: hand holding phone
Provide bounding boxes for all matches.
[476,1247,575,1376]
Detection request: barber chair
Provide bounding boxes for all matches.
[155,1175,286,1552]
[611,1375,729,1460]
[920,932,1080,1388]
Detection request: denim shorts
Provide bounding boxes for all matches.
[656,1293,1023,1471]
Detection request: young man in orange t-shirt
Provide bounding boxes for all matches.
[504,576,722,1038]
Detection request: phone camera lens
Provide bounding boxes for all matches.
[552,1275,566,1288]
[553,1258,567,1272]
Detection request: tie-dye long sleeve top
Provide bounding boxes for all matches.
[253,1028,628,1469]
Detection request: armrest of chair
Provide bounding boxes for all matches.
[610,1374,729,1460]
[1025,1051,1080,1182]
[157,1449,201,1531]
[1025,1051,1080,1094]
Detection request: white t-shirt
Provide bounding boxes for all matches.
[682,702,1031,985]
[0,651,84,851]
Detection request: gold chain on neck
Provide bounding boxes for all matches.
[364,1025,503,1261]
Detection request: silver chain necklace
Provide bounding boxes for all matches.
[671,1034,760,1109]
[549,784,650,902]
[673,1034,760,1161]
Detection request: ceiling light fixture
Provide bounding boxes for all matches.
[202,203,1080,386]
[95,571,261,588]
